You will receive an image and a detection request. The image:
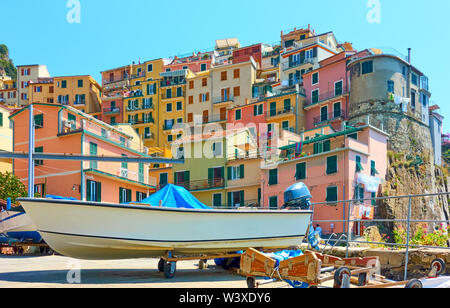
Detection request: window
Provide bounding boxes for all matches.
[221,71,227,81]
[176,87,183,97]
[356,155,364,173]
[119,187,131,204]
[387,80,394,93]
[213,193,222,207]
[411,73,418,86]
[167,135,173,142]
[89,142,98,169]
[361,61,373,74]
[312,72,319,85]
[333,102,341,118]
[326,186,338,203]
[136,191,146,202]
[34,114,44,129]
[235,109,241,120]
[268,169,278,185]
[228,191,244,208]
[202,78,207,87]
[371,160,379,177]
[176,101,183,111]
[228,165,244,180]
[348,133,358,140]
[320,105,328,122]
[166,88,172,99]
[233,86,240,97]
[87,180,102,202]
[78,80,83,88]
[356,185,365,203]
[411,91,416,110]
[253,104,263,116]
[189,81,194,89]
[187,113,193,122]
[295,162,306,180]
[313,140,330,154]
[335,80,343,96]
[282,120,289,131]
[0,113,2,127]
[166,103,172,112]
[326,156,338,174]
[284,99,291,111]
[233,69,240,79]
[160,173,168,186]
[269,101,276,117]
[312,89,319,104]
[147,64,153,72]
[269,196,278,209]
[201,63,207,72]
[188,96,193,104]
[34,147,44,166]
[212,142,223,157]
[61,80,67,88]
[139,163,144,183]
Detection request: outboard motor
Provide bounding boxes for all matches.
[282,182,312,210]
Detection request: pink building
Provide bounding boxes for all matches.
[164,52,212,73]
[11,103,155,203]
[261,124,388,235]
[303,50,372,131]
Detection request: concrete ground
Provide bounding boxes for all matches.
[0,254,291,288]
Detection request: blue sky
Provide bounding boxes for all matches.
[3,0,449,132]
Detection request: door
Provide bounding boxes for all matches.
[321,106,328,122]
[202,110,209,123]
[333,102,341,119]
[220,107,226,121]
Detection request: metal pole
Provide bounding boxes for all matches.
[345,199,352,258]
[27,104,34,198]
[404,196,412,281]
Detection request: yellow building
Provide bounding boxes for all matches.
[185,70,211,126]
[124,59,165,148]
[0,78,17,107]
[53,75,102,115]
[16,64,51,106]
[158,69,194,148]
[0,105,13,172]
[264,91,305,133]
[28,78,55,104]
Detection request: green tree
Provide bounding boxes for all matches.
[0,172,27,203]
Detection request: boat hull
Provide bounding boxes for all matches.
[0,211,42,243]
[18,198,312,260]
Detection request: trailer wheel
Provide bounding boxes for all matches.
[333,267,351,288]
[164,261,176,279]
[247,277,256,289]
[158,258,165,272]
[405,279,423,289]
[430,258,446,277]
[358,273,368,286]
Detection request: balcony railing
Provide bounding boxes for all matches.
[73,100,86,106]
[161,91,184,100]
[313,110,348,126]
[204,114,228,123]
[175,178,225,191]
[305,89,348,107]
[103,107,121,115]
[282,57,316,71]
[267,106,296,118]
[160,79,186,88]
[213,96,234,105]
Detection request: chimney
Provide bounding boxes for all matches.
[407,48,411,63]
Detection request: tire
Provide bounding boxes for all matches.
[158,258,165,272]
[333,267,351,288]
[430,258,446,277]
[164,261,176,279]
[358,273,368,286]
[405,279,423,289]
[247,277,256,289]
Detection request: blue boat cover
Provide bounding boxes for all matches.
[264,250,309,288]
[139,184,211,209]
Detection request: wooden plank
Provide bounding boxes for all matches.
[166,253,242,262]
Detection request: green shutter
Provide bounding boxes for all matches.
[284,99,291,111]
[119,188,123,203]
[240,191,245,206]
[184,171,190,183]
[327,156,338,174]
[326,187,338,202]
[313,143,318,154]
[227,167,232,180]
[86,180,92,201]
[96,182,101,202]
[296,163,306,180]
[269,169,278,185]
[371,161,379,176]
[356,156,364,172]
[323,140,331,152]
[239,165,245,179]
[208,168,213,180]
[227,192,232,207]
[0,113,3,127]
[253,105,257,116]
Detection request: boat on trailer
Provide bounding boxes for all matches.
[17,184,313,261]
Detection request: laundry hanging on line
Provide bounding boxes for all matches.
[357,173,382,193]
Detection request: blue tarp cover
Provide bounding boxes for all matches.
[139,184,211,209]
[46,195,78,201]
[264,250,309,288]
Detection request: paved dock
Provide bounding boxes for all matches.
[0,254,289,288]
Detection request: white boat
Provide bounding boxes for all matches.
[18,198,312,260]
[0,210,42,243]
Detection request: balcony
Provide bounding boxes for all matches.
[266,107,296,119]
[161,91,184,100]
[213,96,234,107]
[126,90,143,98]
[305,89,348,107]
[204,114,228,123]
[160,78,186,88]
[282,57,316,71]
[73,100,86,106]
[175,178,225,191]
[134,118,155,125]
[313,110,348,126]
[103,107,121,115]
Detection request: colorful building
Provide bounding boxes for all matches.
[16,64,51,106]
[164,52,212,74]
[185,70,211,126]
[10,103,155,202]
[261,124,388,235]
[214,38,241,66]
[0,105,14,172]
[0,78,17,106]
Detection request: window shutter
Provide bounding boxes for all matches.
[96,182,101,202]
[86,180,92,201]
[126,189,131,203]
[227,192,232,207]
[253,105,257,116]
[227,167,232,180]
[296,163,306,180]
[184,171,190,183]
[208,168,213,180]
[240,191,245,206]
[323,140,331,152]
[240,165,245,179]
[327,156,338,174]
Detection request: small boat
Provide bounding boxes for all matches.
[0,209,42,243]
[18,184,313,260]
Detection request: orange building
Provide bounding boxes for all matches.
[11,103,156,203]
